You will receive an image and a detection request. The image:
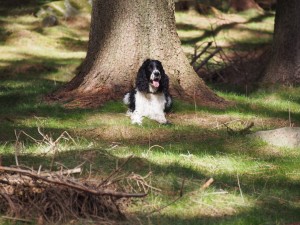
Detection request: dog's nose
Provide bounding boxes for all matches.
[154,71,160,76]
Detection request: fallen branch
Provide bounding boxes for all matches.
[0,166,146,198]
[0,162,150,224]
[201,178,214,190]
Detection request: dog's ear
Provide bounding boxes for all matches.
[156,61,169,93]
[136,61,149,92]
[160,72,169,93]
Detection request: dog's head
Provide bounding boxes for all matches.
[136,59,168,93]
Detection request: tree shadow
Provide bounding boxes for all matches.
[176,23,199,31]
[0,21,9,45]
[59,37,88,52]
[180,12,274,46]
[0,0,53,16]
[140,201,300,225]
[1,147,299,224]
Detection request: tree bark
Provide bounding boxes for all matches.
[48,0,225,108]
[230,0,262,12]
[263,0,300,84]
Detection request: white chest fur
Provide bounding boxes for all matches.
[131,90,167,124]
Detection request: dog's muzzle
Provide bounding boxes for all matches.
[151,70,161,88]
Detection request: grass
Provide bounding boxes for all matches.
[0,2,300,225]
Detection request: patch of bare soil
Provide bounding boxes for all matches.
[170,113,290,129]
[77,112,291,146]
[78,125,176,145]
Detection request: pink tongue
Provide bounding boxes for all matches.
[153,81,160,88]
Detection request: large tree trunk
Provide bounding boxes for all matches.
[262,0,300,84]
[49,0,225,108]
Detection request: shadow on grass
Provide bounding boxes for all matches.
[0,23,10,44]
[1,147,299,224]
[179,12,274,47]
[176,23,199,31]
[141,201,300,225]
[2,147,299,193]
[0,0,54,16]
[59,37,88,52]
[172,98,300,125]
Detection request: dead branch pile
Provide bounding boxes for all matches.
[0,163,147,224]
[190,31,271,92]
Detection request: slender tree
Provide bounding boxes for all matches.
[49,0,225,108]
[263,0,300,84]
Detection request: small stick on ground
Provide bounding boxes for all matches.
[237,173,245,203]
[1,216,32,223]
[224,122,254,135]
[201,178,214,190]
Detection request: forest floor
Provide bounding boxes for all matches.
[0,1,300,225]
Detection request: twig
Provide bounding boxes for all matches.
[1,216,32,223]
[146,145,165,156]
[193,41,209,59]
[14,130,22,166]
[40,168,82,176]
[126,173,161,193]
[237,173,245,203]
[16,128,77,171]
[191,41,212,66]
[195,47,222,73]
[98,155,133,187]
[224,122,254,135]
[0,191,17,213]
[179,178,185,197]
[288,101,292,127]
[202,191,228,196]
[148,178,185,215]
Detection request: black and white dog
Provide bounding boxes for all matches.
[123,59,172,125]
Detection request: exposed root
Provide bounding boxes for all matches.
[45,83,128,109]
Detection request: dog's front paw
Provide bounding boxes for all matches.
[132,121,143,126]
[161,121,172,126]
[131,117,143,125]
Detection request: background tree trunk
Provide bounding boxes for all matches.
[230,0,262,11]
[263,0,300,84]
[49,0,225,108]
